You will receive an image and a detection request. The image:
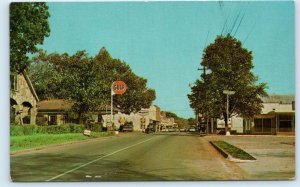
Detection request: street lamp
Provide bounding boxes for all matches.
[223,90,235,136]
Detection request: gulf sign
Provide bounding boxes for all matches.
[112,80,127,95]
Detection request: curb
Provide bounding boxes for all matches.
[210,141,256,163]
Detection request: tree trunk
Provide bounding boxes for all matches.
[223,112,228,135]
[78,112,83,124]
[98,114,103,132]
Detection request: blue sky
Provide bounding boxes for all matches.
[39,1,295,118]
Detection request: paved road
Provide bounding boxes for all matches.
[11,132,247,181]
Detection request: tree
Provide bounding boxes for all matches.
[165,111,178,119]
[188,34,267,134]
[30,47,156,122]
[94,47,156,114]
[10,2,50,73]
[164,111,190,129]
[187,118,196,126]
[31,50,106,123]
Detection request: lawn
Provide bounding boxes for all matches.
[11,132,115,152]
[211,140,256,160]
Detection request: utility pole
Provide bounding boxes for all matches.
[198,65,209,135]
[110,84,114,131]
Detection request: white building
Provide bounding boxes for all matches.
[102,105,161,131]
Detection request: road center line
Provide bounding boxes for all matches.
[45,136,157,182]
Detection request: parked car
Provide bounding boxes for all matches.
[168,128,175,132]
[145,124,155,134]
[179,128,186,132]
[120,123,133,132]
[188,127,196,132]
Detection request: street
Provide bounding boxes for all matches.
[11,132,248,181]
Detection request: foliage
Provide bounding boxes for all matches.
[10,2,50,73]
[188,34,267,129]
[187,118,197,126]
[164,111,192,128]
[29,47,156,122]
[36,116,48,125]
[94,48,156,114]
[30,50,108,123]
[10,124,85,136]
[85,123,102,132]
[165,111,178,119]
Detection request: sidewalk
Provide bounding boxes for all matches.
[204,135,295,180]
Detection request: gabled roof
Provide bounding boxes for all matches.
[37,99,120,113]
[22,70,39,102]
[37,99,74,111]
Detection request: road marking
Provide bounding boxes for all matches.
[45,136,157,182]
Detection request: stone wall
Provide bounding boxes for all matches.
[10,73,38,125]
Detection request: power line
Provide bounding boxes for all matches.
[229,7,243,35]
[233,4,248,37]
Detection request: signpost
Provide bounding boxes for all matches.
[112,80,127,95]
[110,81,127,131]
[223,90,235,136]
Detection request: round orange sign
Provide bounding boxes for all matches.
[112,81,127,94]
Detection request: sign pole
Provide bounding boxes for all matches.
[223,90,235,136]
[111,80,127,131]
[111,85,114,130]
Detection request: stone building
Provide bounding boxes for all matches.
[10,71,39,125]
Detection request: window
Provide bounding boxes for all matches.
[254,118,272,133]
[49,115,57,125]
[279,115,293,132]
[10,74,18,91]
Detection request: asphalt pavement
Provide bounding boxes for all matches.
[10,132,246,181]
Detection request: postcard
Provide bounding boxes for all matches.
[10,1,295,181]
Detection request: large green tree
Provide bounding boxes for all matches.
[10,2,50,73]
[94,48,156,114]
[30,50,107,123]
[188,35,267,134]
[30,48,156,122]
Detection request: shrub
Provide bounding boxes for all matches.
[73,124,85,133]
[10,123,86,136]
[36,125,48,134]
[45,125,70,134]
[10,125,24,136]
[22,125,37,135]
[85,123,101,132]
[36,117,48,125]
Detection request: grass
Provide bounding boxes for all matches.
[211,140,256,160]
[10,132,115,152]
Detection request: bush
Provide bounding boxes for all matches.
[67,123,85,133]
[10,125,24,136]
[36,117,48,125]
[22,125,37,135]
[10,123,86,136]
[73,124,85,133]
[85,123,102,132]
